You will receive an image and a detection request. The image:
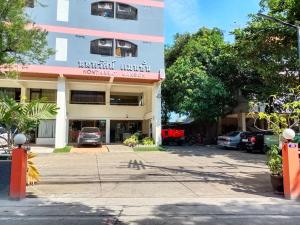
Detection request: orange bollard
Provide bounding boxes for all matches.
[9,147,27,200]
[282,143,300,199]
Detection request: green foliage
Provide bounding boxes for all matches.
[267,145,282,176]
[233,0,300,97]
[250,86,300,176]
[0,0,54,77]
[0,94,58,148]
[250,86,300,135]
[163,28,231,122]
[133,146,165,152]
[123,134,139,147]
[54,146,72,153]
[142,137,155,145]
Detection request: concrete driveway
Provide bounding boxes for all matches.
[3,146,300,225]
[27,145,273,199]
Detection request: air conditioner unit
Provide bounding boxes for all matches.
[98,40,112,47]
[117,4,130,12]
[98,3,112,9]
[117,40,132,49]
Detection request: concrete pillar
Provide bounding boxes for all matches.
[55,77,67,148]
[238,113,246,131]
[20,86,27,103]
[152,82,162,146]
[105,87,110,105]
[106,119,110,144]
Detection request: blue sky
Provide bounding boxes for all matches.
[165,0,261,45]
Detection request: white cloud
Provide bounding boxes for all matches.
[165,0,201,32]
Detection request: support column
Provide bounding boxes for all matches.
[106,119,110,144]
[55,77,67,148]
[105,88,110,105]
[152,82,162,146]
[238,113,246,131]
[20,86,27,103]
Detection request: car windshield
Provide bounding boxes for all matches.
[81,127,100,133]
[227,131,240,137]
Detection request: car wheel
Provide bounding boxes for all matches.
[262,146,269,154]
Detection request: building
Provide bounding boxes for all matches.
[0,0,165,147]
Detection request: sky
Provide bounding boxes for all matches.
[165,0,261,45]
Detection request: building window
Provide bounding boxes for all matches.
[0,88,21,102]
[110,93,143,106]
[91,1,114,18]
[115,40,137,57]
[38,120,56,138]
[30,89,57,103]
[25,0,34,8]
[116,3,137,20]
[90,39,114,56]
[70,90,105,105]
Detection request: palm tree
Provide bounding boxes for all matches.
[0,94,58,149]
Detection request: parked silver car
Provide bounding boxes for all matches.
[77,127,102,147]
[218,131,250,149]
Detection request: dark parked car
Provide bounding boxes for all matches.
[245,131,275,153]
[77,127,102,147]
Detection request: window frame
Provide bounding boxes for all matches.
[0,88,21,102]
[91,1,115,18]
[115,39,138,57]
[110,93,143,106]
[90,38,114,56]
[29,89,57,103]
[70,90,106,105]
[116,2,138,20]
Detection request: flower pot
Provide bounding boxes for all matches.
[270,174,284,194]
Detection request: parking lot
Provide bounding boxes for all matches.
[3,145,299,225]
[27,145,272,198]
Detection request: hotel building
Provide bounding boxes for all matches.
[0,0,165,147]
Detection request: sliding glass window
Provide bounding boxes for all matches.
[0,88,21,102]
[110,93,143,106]
[70,90,105,105]
[30,89,57,103]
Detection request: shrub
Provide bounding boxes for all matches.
[142,137,155,146]
[123,135,139,147]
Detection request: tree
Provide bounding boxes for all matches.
[0,0,53,77]
[0,95,58,149]
[163,28,236,123]
[233,0,300,98]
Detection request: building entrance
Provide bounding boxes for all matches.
[110,120,142,143]
[69,120,106,144]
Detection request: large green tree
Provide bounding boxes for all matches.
[0,0,53,76]
[163,28,231,123]
[233,0,300,99]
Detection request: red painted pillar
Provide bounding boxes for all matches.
[9,147,27,200]
[282,143,300,199]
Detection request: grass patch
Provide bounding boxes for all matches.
[133,146,166,152]
[54,146,72,153]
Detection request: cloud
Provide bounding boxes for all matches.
[165,0,201,32]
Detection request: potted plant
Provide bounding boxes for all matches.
[267,145,283,193]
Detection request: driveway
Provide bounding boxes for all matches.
[27,145,272,198]
[3,146,300,225]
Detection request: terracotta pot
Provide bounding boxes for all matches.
[270,174,284,194]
